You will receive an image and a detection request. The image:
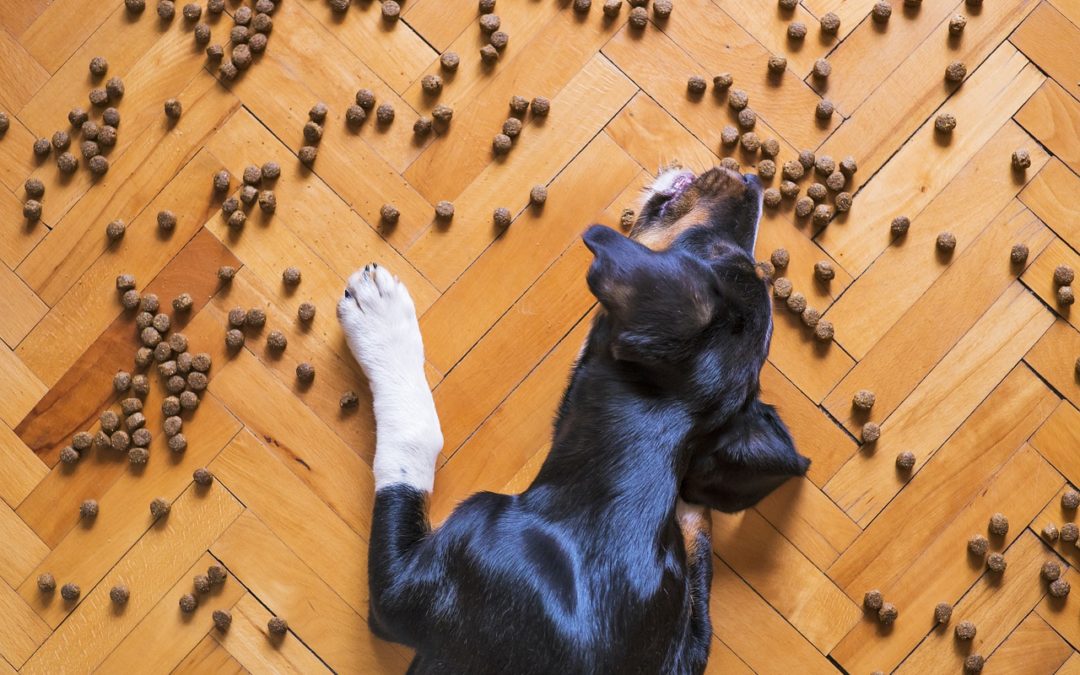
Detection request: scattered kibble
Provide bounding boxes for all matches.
[168,434,187,453]
[988,513,1008,536]
[530,185,548,205]
[863,589,883,611]
[1054,265,1075,286]
[111,431,131,453]
[1050,578,1071,598]
[1058,286,1074,306]
[208,564,228,585]
[964,654,984,674]
[493,133,512,155]
[738,108,757,130]
[80,499,99,519]
[435,200,455,221]
[721,126,739,146]
[727,89,748,111]
[955,620,976,640]
[895,451,915,470]
[814,261,835,283]
[193,467,214,486]
[1009,243,1028,265]
[782,160,804,181]
[815,100,834,120]
[762,188,781,208]
[109,585,130,608]
[179,593,198,613]
[770,249,790,269]
[38,573,56,593]
[164,98,182,120]
[936,232,956,253]
[949,14,966,34]
[57,151,79,173]
[150,497,171,519]
[61,583,81,601]
[1043,523,1059,541]
[878,602,898,624]
[934,113,956,134]
[1042,560,1062,582]
[967,534,989,556]
[820,12,840,34]
[340,390,360,408]
[945,62,966,83]
[619,208,635,230]
[1011,148,1030,170]
[933,602,952,624]
[871,1,891,22]
[861,422,881,443]
[773,278,793,299]
[628,6,648,27]
[986,552,1006,573]
[213,608,233,631]
[787,21,806,40]
[800,307,819,328]
[266,330,287,351]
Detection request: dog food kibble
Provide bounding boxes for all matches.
[800,307,820,328]
[986,552,1006,573]
[778,0,797,8]
[479,12,500,32]
[826,171,846,192]
[492,132,515,155]
[964,655,985,674]
[933,602,953,624]
[167,433,187,453]
[179,593,198,613]
[158,360,177,378]
[132,374,150,398]
[781,160,804,182]
[126,411,147,432]
[489,30,509,49]
[1008,148,1032,172]
[787,21,807,40]
[1043,523,1059,541]
[815,100,834,121]
[861,421,881,443]
[239,185,258,205]
[255,190,275,214]
[88,155,110,176]
[163,98,183,121]
[225,328,245,349]
[738,108,757,130]
[336,389,359,409]
[71,431,94,454]
[812,204,834,228]
[793,197,813,218]
[527,185,549,206]
[759,138,780,159]
[89,56,109,78]
[57,151,78,173]
[203,564,227,586]
[293,301,316,323]
[762,188,781,209]
[1058,286,1075,306]
[487,207,511,229]
[33,137,51,157]
[934,113,956,134]
[812,261,835,283]
[1050,578,1072,598]
[967,534,989,556]
[206,42,224,59]
[816,11,840,35]
[1059,490,1080,511]
[768,249,790,271]
[479,44,499,64]
[628,6,648,27]
[163,416,183,438]
[500,117,524,140]
[108,585,130,607]
[652,0,672,18]
[98,124,117,147]
[68,107,89,128]
[786,291,807,314]
[101,411,121,435]
[936,232,957,252]
[767,55,787,75]
[179,390,199,411]
[105,76,125,101]
[945,61,966,83]
[895,451,916,470]
[181,1,201,20]
[863,589,884,611]
[740,133,760,153]
[110,430,131,452]
[835,192,853,212]
[944,13,967,36]
[302,121,323,144]
[195,572,214,593]
[1053,264,1076,287]
[878,603,898,624]
[298,145,318,166]
[150,497,171,519]
[80,499,99,519]
[23,200,43,223]
[727,89,749,111]
[871,1,891,22]
[213,609,233,631]
[52,130,72,151]
[89,88,110,107]
[132,428,152,448]
[193,467,214,487]
[721,126,739,146]
[805,183,827,203]
[1004,242,1030,266]
[266,330,287,351]
[61,583,81,601]
[955,621,977,640]
[38,573,56,593]
[619,208,636,230]
[988,512,1009,536]
[60,446,80,463]
[773,277,793,299]
[267,616,289,636]
[1042,560,1062,582]
[602,0,622,16]
[114,370,133,394]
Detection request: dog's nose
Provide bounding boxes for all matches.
[742,173,761,189]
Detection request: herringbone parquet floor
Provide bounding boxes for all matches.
[1,0,1079,672]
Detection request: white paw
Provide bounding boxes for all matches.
[337,263,423,386]
[338,264,443,492]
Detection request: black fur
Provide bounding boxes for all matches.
[367,168,809,673]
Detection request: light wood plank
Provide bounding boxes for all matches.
[1020,158,1080,251]
[985,613,1073,675]
[1025,320,1080,410]
[1010,1,1080,104]
[1015,79,1080,176]
[1021,236,1080,333]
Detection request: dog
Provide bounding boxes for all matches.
[337,165,810,674]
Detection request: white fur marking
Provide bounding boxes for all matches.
[337,264,443,492]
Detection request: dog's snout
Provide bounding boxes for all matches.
[742,173,761,189]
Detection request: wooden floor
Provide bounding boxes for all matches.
[1,0,1078,672]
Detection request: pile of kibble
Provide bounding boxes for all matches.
[219,162,279,231]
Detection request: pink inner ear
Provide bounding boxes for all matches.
[669,172,695,196]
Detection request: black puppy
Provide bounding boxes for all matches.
[337,166,809,674]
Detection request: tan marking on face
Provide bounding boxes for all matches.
[676,499,712,556]
[634,204,712,251]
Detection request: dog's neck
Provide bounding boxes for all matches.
[526,319,693,536]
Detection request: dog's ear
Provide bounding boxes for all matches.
[681,398,810,513]
[582,224,654,320]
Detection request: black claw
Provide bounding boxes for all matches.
[344,289,352,298]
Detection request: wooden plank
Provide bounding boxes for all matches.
[704,637,753,675]
[801,0,867,42]
[0,258,46,349]
[14,227,238,467]
[825,124,1049,360]
[213,593,330,674]
[815,45,1045,274]
[210,511,411,674]
[0,343,46,429]
[635,2,840,150]
[1025,320,1080,410]
[825,285,1055,526]
[419,132,639,374]
[16,394,240,624]
[0,420,47,508]
[207,347,376,538]
[713,0,832,79]
[1021,236,1080,333]
[0,0,50,38]
[1020,158,1080,250]
[1015,79,1080,176]
[1039,567,1080,659]
[203,109,439,314]
[294,0,435,94]
[14,152,229,386]
[431,316,593,523]
[0,579,49,668]
[1031,401,1080,489]
[828,444,1063,674]
[0,24,48,112]
[828,366,1058,592]
[0,160,45,271]
[896,533,1055,674]
[401,0,476,52]
[18,0,115,74]
[765,295,856,405]
[0,499,47,588]
[712,508,861,653]
[985,613,1073,674]
[1010,1,1080,104]
[17,73,239,306]
[0,109,39,195]
[817,0,1036,117]
[709,558,836,675]
[20,485,244,673]
[824,203,1052,431]
[1058,652,1080,675]
[172,634,246,675]
[1049,0,1080,26]
[96,553,247,675]
[210,429,371,613]
[434,240,594,457]
[1033,485,1080,568]
[404,55,637,290]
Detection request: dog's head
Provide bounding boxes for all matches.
[583,166,809,513]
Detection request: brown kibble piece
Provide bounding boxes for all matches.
[820,12,840,34]
[935,113,956,133]
[787,21,806,39]
[57,151,78,173]
[786,291,807,314]
[813,261,835,282]
[619,208,635,230]
[986,552,1006,573]
[863,589,883,611]
[762,188,781,209]
[110,430,131,452]
[936,232,956,252]
[1009,243,1028,265]
[530,185,548,205]
[213,609,232,631]
[193,467,214,486]
[861,422,881,443]
[128,445,148,464]
[686,76,707,96]
[852,389,875,410]
[208,564,227,586]
[811,203,833,228]
[1042,560,1062,582]
[1050,578,1071,598]
[815,100,834,120]
[60,446,79,464]
[720,126,739,146]
[150,497,171,519]
[266,330,287,351]
[168,433,187,453]
[895,451,915,470]
[298,302,316,322]
[770,248,789,269]
[727,89,748,111]
[773,277,792,300]
[967,534,989,556]
[949,14,966,35]
[38,573,56,593]
[132,428,152,448]
[299,145,318,166]
[1011,148,1030,170]
[872,1,891,22]
[738,108,757,130]
[988,512,1008,536]
[782,160,804,181]
[945,61,966,82]
[1058,286,1075,306]
[435,200,455,221]
[179,593,198,613]
[878,602,898,624]
[61,583,81,601]
[1043,523,1059,541]
[80,499,99,518]
[965,654,984,674]
[1054,265,1075,286]
[955,620,977,640]
[282,266,301,286]
[340,390,360,408]
[767,56,786,75]
[934,602,952,624]
[296,362,315,383]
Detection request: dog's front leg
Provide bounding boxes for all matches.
[338,263,443,492]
